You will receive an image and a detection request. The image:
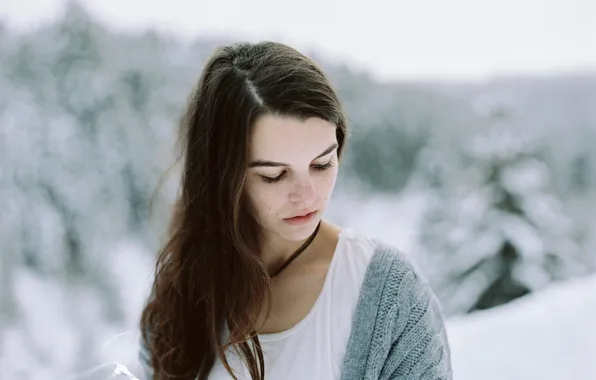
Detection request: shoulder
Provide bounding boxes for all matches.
[342,230,442,331]
[337,228,422,275]
[342,236,453,379]
[335,228,378,265]
[344,231,428,298]
[361,237,443,324]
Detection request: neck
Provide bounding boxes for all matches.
[261,221,326,273]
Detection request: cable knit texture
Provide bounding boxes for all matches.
[139,241,453,380]
[339,241,453,380]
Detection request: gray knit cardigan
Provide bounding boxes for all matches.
[339,241,452,379]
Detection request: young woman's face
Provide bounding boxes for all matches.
[245,114,339,243]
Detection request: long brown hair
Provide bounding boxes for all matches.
[140,41,348,380]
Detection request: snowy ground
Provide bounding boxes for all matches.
[448,272,596,380]
[1,191,594,379]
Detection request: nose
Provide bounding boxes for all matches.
[289,177,316,204]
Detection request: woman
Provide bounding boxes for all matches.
[139,41,452,380]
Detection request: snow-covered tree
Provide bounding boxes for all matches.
[417,103,588,316]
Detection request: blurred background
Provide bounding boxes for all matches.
[0,0,595,379]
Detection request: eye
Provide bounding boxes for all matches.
[260,171,286,184]
[259,161,333,185]
[312,161,334,171]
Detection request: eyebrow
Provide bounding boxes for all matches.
[248,142,339,168]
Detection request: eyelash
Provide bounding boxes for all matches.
[260,162,334,184]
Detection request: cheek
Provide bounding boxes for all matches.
[317,168,338,201]
[248,184,282,218]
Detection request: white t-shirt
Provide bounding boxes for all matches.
[208,229,377,380]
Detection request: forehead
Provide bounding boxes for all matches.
[249,114,337,159]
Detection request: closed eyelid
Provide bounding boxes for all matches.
[252,156,333,172]
[313,155,333,163]
[255,160,330,175]
[248,142,338,168]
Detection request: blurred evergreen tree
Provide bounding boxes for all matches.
[418,102,587,316]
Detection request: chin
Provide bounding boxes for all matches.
[278,217,321,241]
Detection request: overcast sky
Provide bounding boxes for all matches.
[1,0,594,81]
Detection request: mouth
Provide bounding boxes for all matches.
[282,210,318,225]
[285,210,317,219]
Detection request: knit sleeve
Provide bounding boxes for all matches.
[381,269,453,380]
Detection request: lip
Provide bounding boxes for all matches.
[287,210,317,218]
[283,210,318,225]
